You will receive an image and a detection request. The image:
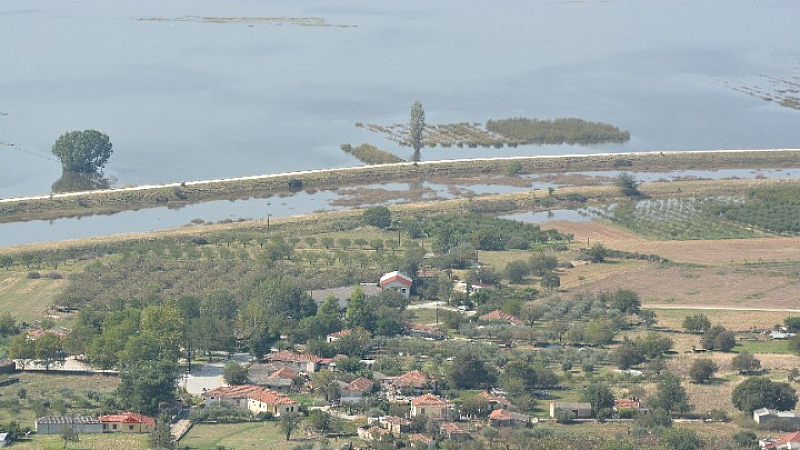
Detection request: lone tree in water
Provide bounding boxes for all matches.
[409,101,425,162]
[52,129,113,173]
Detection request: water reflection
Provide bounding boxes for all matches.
[51,171,111,193]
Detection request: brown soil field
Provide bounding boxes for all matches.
[545,220,800,264]
[544,220,800,309]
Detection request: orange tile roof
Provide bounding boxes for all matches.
[98,412,155,427]
[480,310,523,325]
[266,350,323,364]
[248,388,298,406]
[438,422,467,434]
[328,329,352,338]
[411,393,449,407]
[408,433,434,444]
[346,377,374,392]
[202,385,263,399]
[393,370,433,389]
[268,368,298,380]
[380,271,413,287]
[478,391,512,406]
[614,398,642,409]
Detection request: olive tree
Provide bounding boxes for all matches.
[409,101,425,161]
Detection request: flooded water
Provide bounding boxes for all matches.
[2,0,800,200]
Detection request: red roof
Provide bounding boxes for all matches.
[268,368,298,380]
[488,409,527,422]
[411,393,449,407]
[479,310,523,325]
[765,432,800,449]
[438,422,467,434]
[614,398,642,409]
[202,385,263,399]
[328,329,351,338]
[393,370,434,389]
[478,391,512,407]
[265,350,323,364]
[99,412,155,428]
[346,377,374,392]
[249,388,298,406]
[380,271,413,287]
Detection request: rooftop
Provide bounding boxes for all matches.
[411,393,450,407]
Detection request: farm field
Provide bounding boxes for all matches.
[0,272,67,323]
[179,421,349,450]
[8,433,148,450]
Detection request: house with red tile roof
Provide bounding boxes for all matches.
[247,388,299,417]
[614,398,646,412]
[99,412,155,433]
[408,433,436,449]
[477,391,513,409]
[326,329,351,343]
[263,350,323,373]
[341,377,375,403]
[202,385,264,409]
[439,422,471,441]
[358,425,391,442]
[391,370,436,395]
[379,271,413,299]
[488,409,529,428]
[263,368,299,389]
[479,310,523,326]
[410,393,451,419]
[761,431,800,449]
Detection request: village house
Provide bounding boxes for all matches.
[479,310,524,326]
[410,393,451,420]
[262,368,299,390]
[754,408,800,427]
[326,329,351,343]
[477,391,513,411]
[408,433,436,450]
[99,412,155,434]
[35,416,103,435]
[391,370,436,396]
[614,398,646,414]
[488,409,529,428]
[340,377,375,403]
[373,416,410,437]
[454,281,494,294]
[202,385,264,410]
[247,388,299,417]
[550,401,593,419]
[761,431,800,450]
[379,271,413,299]
[358,425,391,443]
[439,422,471,441]
[263,350,322,373]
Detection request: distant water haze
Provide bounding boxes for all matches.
[1,0,800,199]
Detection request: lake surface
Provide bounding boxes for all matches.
[2,0,800,200]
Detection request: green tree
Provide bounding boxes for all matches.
[504,260,530,284]
[649,374,691,415]
[659,428,703,450]
[116,360,178,416]
[615,172,640,197]
[701,325,735,351]
[784,316,800,333]
[307,410,331,435]
[540,272,561,291]
[149,419,176,450]
[278,412,302,441]
[447,353,496,389]
[731,351,761,374]
[581,383,615,417]
[731,377,798,413]
[34,332,65,370]
[730,431,759,450]
[223,362,249,385]
[587,243,608,263]
[682,314,711,333]
[362,206,392,229]
[409,101,425,161]
[688,358,717,384]
[51,130,113,173]
[611,289,641,315]
[614,337,645,369]
[8,334,36,369]
[0,313,19,336]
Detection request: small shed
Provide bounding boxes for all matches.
[550,402,592,419]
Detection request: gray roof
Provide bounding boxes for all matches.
[553,402,591,409]
[36,416,101,424]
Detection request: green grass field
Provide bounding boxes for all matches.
[9,433,148,450]
[179,421,339,450]
[734,339,791,354]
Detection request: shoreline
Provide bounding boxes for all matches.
[1,149,799,224]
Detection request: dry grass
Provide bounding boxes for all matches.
[0,271,68,322]
[11,434,148,450]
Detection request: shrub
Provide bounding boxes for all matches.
[27,271,41,279]
[555,408,576,424]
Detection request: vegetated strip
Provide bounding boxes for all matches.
[0,149,799,224]
[340,143,404,164]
